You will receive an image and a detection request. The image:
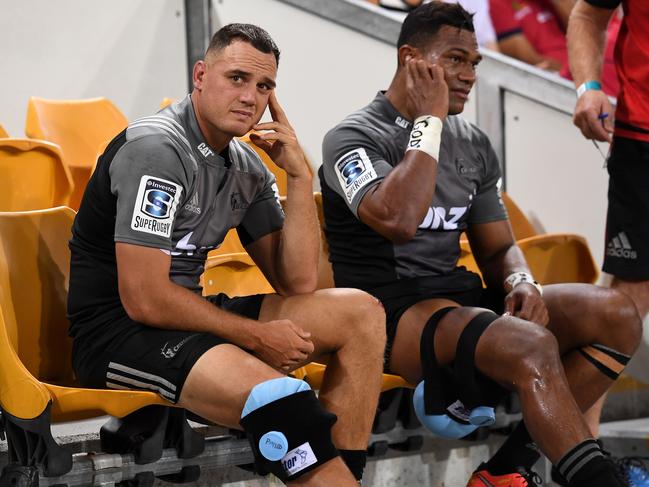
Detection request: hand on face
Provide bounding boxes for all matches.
[573,89,614,143]
[404,56,449,120]
[503,284,549,326]
[249,92,310,179]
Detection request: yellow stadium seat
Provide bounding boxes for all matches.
[0,139,74,211]
[518,233,598,284]
[293,362,412,392]
[0,207,173,478]
[160,97,176,109]
[202,251,274,297]
[500,192,598,284]
[501,192,538,240]
[240,132,289,196]
[458,192,598,284]
[313,192,337,289]
[25,97,128,210]
[0,123,8,138]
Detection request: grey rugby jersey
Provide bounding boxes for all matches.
[68,95,283,341]
[319,92,507,290]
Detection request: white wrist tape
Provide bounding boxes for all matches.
[504,271,543,296]
[406,115,443,161]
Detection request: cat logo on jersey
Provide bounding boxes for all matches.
[131,176,183,238]
[334,148,378,204]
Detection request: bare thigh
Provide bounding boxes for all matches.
[389,298,463,383]
[259,288,386,361]
[177,344,283,429]
[543,283,641,355]
[389,297,559,390]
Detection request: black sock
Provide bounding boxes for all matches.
[556,439,622,487]
[484,421,541,475]
[339,449,367,481]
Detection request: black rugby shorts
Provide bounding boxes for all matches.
[603,136,649,280]
[72,293,265,404]
[367,269,503,370]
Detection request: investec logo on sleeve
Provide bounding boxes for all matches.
[130,176,183,238]
[334,147,378,204]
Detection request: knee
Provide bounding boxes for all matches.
[505,321,562,385]
[333,288,387,350]
[596,289,643,354]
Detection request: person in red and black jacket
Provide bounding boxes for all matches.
[567,1,649,485]
[490,0,620,95]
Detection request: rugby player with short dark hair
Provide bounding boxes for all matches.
[320,3,641,485]
[68,23,385,485]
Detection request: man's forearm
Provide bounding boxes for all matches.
[481,244,530,291]
[551,0,576,29]
[276,173,319,293]
[360,151,438,241]
[567,1,612,85]
[130,280,260,349]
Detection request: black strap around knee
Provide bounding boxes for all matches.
[455,311,502,408]
[420,307,457,415]
[580,343,630,380]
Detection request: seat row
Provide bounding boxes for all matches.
[0,97,289,213]
[0,190,598,480]
[0,96,599,483]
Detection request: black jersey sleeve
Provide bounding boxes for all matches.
[236,165,285,247]
[321,125,393,217]
[110,134,191,250]
[467,132,508,225]
[584,0,620,9]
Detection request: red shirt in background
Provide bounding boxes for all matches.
[586,0,649,142]
[490,0,620,96]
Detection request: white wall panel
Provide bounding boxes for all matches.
[0,0,187,136]
[213,0,396,166]
[504,92,610,266]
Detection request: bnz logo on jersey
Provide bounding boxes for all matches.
[131,175,183,238]
[334,147,378,204]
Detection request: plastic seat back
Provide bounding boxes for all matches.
[0,123,8,138]
[0,207,76,386]
[25,97,127,209]
[240,133,288,196]
[0,139,73,211]
[518,234,598,284]
[160,97,176,109]
[502,192,538,240]
[25,97,127,169]
[314,192,335,289]
[202,252,274,297]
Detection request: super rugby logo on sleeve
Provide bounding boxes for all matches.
[334,148,377,204]
[130,176,183,238]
